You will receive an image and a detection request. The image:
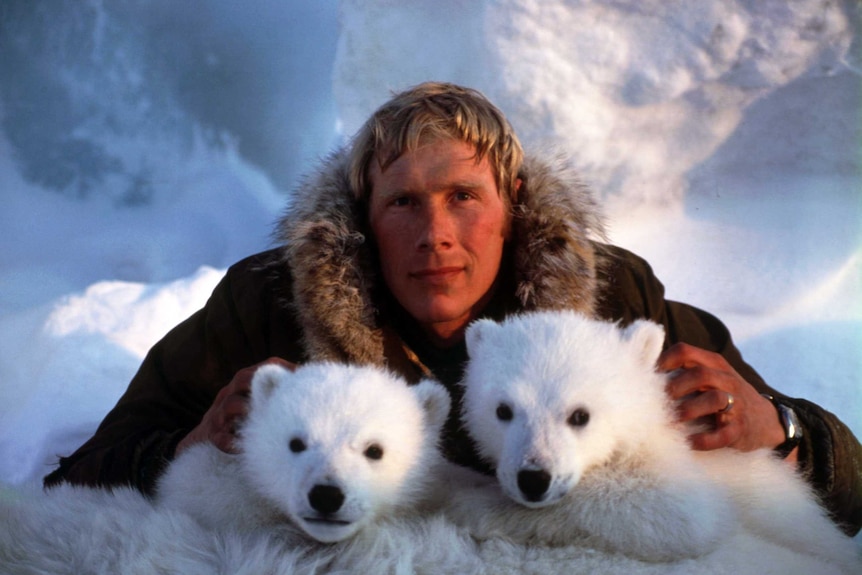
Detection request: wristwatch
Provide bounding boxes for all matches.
[761,394,803,459]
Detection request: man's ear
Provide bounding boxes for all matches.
[512,177,523,203]
[503,177,523,240]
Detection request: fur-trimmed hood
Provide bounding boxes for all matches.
[276,148,605,365]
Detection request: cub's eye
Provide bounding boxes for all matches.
[567,408,590,427]
[289,438,306,453]
[496,403,513,422]
[364,444,384,460]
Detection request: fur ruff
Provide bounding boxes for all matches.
[275,147,606,364]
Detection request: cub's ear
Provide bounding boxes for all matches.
[465,318,499,356]
[411,379,451,434]
[622,319,666,367]
[250,363,291,406]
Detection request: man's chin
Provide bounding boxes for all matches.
[412,309,473,346]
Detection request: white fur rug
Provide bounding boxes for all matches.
[1,482,857,575]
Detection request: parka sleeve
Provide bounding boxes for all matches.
[595,244,862,536]
[43,251,303,495]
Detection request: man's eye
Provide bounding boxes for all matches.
[391,197,411,207]
[453,191,473,202]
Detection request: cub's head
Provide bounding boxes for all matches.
[462,311,669,508]
[240,362,450,542]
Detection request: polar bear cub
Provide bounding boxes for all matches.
[454,311,860,571]
[157,362,450,544]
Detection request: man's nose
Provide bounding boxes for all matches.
[416,203,454,250]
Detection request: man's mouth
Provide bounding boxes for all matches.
[411,267,462,283]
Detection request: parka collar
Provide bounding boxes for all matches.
[276,147,605,365]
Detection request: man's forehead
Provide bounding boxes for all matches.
[369,140,491,186]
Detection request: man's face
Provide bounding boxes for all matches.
[368,138,510,347]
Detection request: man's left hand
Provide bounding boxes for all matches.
[658,342,794,462]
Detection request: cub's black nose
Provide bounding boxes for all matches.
[517,469,551,501]
[308,484,345,515]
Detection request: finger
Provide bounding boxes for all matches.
[220,393,250,421]
[227,366,258,396]
[231,358,298,396]
[260,356,298,372]
[212,429,241,454]
[211,407,244,454]
[674,389,731,422]
[657,342,727,373]
[688,420,739,451]
[656,342,700,371]
[664,365,714,400]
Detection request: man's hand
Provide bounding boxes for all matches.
[175,357,297,456]
[658,343,795,461]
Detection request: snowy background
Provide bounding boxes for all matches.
[0,0,859,504]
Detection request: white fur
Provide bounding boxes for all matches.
[0,482,223,575]
[1,483,852,575]
[0,482,481,574]
[156,362,451,543]
[451,310,861,572]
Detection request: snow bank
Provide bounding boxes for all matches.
[335,0,856,207]
[0,268,223,485]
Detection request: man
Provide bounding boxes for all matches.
[45,82,862,536]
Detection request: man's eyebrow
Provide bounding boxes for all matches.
[445,180,484,190]
[384,180,483,193]
[374,185,413,197]
[374,178,488,198]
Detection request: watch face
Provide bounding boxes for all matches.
[778,404,802,441]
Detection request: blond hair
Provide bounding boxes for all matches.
[348,82,524,205]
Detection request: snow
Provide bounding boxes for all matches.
[0,0,859,505]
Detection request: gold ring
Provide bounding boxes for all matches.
[719,392,734,414]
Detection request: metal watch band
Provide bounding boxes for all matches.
[761,393,802,459]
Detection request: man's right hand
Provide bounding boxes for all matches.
[175,357,297,455]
